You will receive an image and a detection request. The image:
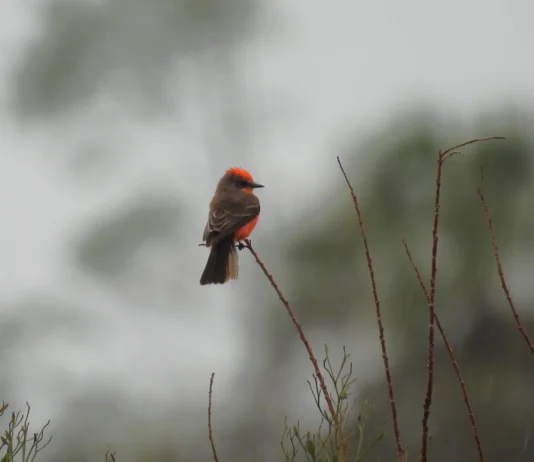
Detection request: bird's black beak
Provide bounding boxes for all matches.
[251,182,264,188]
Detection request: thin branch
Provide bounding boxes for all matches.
[243,240,347,460]
[402,239,485,462]
[208,373,220,462]
[419,136,505,462]
[477,177,534,355]
[105,448,117,462]
[337,156,404,461]
[419,148,443,462]
[441,136,506,159]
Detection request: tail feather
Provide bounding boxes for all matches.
[200,238,239,285]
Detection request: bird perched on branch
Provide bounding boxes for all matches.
[200,167,263,285]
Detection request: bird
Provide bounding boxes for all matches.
[200,167,263,285]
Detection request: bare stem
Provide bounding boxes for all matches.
[477,180,534,355]
[402,239,485,462]
[208,373,220,462]
[418,149,443,462]
[337,156,404,461]
[244,241,347,460]
[419,136,504,462]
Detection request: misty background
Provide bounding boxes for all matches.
[1,1,534,461]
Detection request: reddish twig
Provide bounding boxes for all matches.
[402,239,485,462]
[419,148,443,462]
[477,177,534,355]
[243,240,347,460]
[208,373,220,462]
[337,156,404,461]
[419,136,504,462]
[440,137,505,162]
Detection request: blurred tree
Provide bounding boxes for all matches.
[231,109,534,462]
[13,0,260,118]
[72,193,191,310]
[249,111,531,352]
[76,194,183,278]
[11,0,269,179]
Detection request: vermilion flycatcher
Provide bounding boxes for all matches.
[200,167,263,285]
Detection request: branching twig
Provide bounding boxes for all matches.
[402,239,485,462]
[105,448,117,462]
[419,136,504,462]
[337,157,404,461]
[419,147,444,462]
[243,240,347,460]
[477,171,534,355]
[208,373,220,462]
[440,137,505,162]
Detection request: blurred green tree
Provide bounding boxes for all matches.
[235,109,534,462]
[13,0,260,118]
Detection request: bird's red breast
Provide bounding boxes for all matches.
[234,215,259,241]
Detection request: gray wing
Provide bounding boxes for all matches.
[202,193,260,246]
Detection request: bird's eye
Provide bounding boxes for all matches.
[237,180,248,188]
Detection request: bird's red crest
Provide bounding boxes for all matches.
[226,167,254,181]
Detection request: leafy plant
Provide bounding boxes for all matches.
[0,403,50,462]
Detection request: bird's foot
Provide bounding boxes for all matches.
[236,239,251,251]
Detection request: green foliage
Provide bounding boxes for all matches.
[0,403,50,462]
[281,347,385,462]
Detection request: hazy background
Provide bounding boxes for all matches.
[1,1,534,461]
